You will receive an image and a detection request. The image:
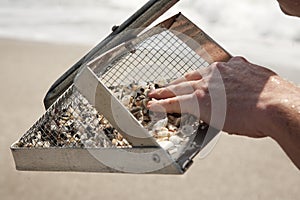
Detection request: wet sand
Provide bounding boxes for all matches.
[0,38,299,200]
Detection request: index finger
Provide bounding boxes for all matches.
[169,69,203,85]
[147,92,201,118]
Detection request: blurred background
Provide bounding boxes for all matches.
[1,0,300,79]
[0,0,299,200]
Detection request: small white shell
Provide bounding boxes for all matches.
[121,95,131,107]
[169,135,182,145]
[181,125,194,136]
[153,118,168,130]
[84,139,94,147]
[167,124,177,132]
[112,139,118,145]
[158,141,174,150]
[139,81,147,87]
[80,133,88,141]
[155,77,167,87]
[37,141,43,147]
[156,137,169,142]
[168,147,178,155]
[154,127,169,137]
[43,141,50,148]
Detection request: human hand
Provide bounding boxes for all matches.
[147,56,280,138]
[277,0,300,17]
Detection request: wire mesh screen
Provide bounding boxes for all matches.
[16,86,131,148]
[15,29,210,155]
[99,30,209,87]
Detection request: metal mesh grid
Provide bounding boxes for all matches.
[16,86,129,148]
[15,29,210,151]
[99,30,209,87]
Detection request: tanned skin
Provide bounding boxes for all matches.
[147,1,300,169]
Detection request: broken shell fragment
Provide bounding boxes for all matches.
[154,127,169,138]
[169,135,182,145]
[181,125,194,136]
[121,95,131,107]
[153,118,168,130]
[158,141,174,150]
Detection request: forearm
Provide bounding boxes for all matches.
[262,78,300,169]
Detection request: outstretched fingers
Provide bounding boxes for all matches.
[169,68,204,85]
[148,81,199,99]
[147,92,205,118]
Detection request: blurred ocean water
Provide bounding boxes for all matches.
[0,0,299,77]
[1,0,299,44]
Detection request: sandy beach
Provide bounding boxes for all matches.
[0,38,299,200]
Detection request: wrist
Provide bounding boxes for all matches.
[258,76,300,140]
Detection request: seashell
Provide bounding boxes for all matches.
[154,127,169,137]
[143,115,151,122]
[180,114,189,125]
[167,124,177,132]
[121,95,131,107]
[141,99,149,108]
[138,81,147,87]
[25,143,33,148]
[100,118,109,125]
[144,88,151,96]
[69,137,75,143]
[50,124,57,131]
[174,117,181,127]
[134,99,142,107]
[156,137,169,142]
[130,91,137,97]
[122,138,131,146]
[132,110,143,121]
[131,84,138,91]
[113,91,122,99]
[117,133,123,141]
[130,107,141,113]
[155,77,167,87]
[168,147,178,155]
[84,139,95,148]
[16,141,24,147]
[158,141,174,150]
[32,140,37,146]
[169,135,182,145]
[112,139,118,146]
[37,141,43,147]
[43,141,50,148]
[81,98,89,105]
[153,118,168,130]
[118,140,124,146]
[80,133,88,141]
[181,125,194,136]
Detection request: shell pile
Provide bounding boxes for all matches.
[110,81,207,156]
[16,88,131,149]
[16,81,207,157]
